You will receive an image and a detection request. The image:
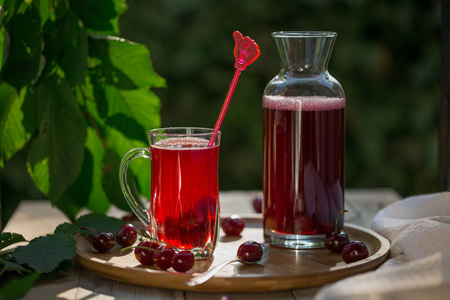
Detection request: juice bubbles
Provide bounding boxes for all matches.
[263,96,345,246]
[149,138,220,251]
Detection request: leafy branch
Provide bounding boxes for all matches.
[0,0,165,221]
[0,214,126,300]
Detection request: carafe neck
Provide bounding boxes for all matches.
[273,31,336,75]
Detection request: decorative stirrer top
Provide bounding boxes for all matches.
[208,31,260,146]
[233,31,261,71]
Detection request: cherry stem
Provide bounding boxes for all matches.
[334,209,348,234]
[119,245,162,254]
[135,234,178,252]
[79,226,100,235]
[148,237,178,251]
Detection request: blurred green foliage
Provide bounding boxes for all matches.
[0,0,164,228]
[119,0,441,197]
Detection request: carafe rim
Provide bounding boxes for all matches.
[272,31,336,38]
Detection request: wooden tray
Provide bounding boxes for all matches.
[75,220,390,293]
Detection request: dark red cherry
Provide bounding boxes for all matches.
[92,232,115,253]
[252,193,263,213]
[121,214,138,222]
[342,241,369,263]
[116,224,138,247]
[134,241,161,266]
[171,251,195,272]
[324,231,350,253]
[294,213,314,233]
[236,240,263,263]
[154,246,175,270]
[324,209,349,253]
[221,215,245,236]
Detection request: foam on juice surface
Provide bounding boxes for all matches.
[263,96,345,111]
[154,137,211,149]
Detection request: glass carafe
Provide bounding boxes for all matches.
[263,31,345,249]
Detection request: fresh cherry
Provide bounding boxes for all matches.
[325,231,350,253]
[121,214,138,222]
[342,241,369,263]
[221,215,245,236]
[171,251,195,272]
[92,232,115,253]
[154,246,175,270]
[116,224,138,247]
[252,193,263,213]
[236,240,263,263]
[324,209,350,253]
[134,241,161,266]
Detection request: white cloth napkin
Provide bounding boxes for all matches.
[315,192,450,300]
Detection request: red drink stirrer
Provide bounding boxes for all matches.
[208,31,260,146]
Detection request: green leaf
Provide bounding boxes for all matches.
[75,78,104,126]
[39,259,72,280]
[54,149,93,221]
[27,75,87,200]
[0,272,40,300]
[75,213,125,234]
[0,27,6,73]
[2,0,25,24]
[85,127,110,213]
[54,223,80,236]
[0,259,30,275]
[13,233,76,273]
[38,0,51,27]
[1,1,42,90]
[0,232,26,250]
[0,83,29,168]
[88,35,166,90]
[89,83,160,141]
[106,114,148,143]
[115,88,161,132]
[21,86,37,135]
[105,127,151,199]
[105,87,161,133]
[69,0,126,34]
[56,9,88,86]
[101,148,133,212]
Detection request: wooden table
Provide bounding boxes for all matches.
[4,188,401,300]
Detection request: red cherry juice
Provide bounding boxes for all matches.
[149,138,219,251]
[263,96,345,237]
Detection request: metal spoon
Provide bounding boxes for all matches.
[186,243,269,287]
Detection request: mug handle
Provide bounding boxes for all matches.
[119,148,151,228]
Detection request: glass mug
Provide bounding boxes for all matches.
[119,127,221,259]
